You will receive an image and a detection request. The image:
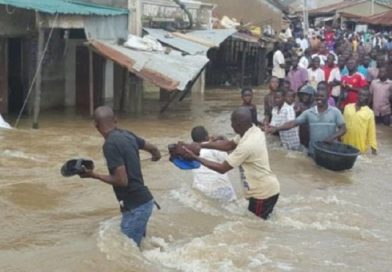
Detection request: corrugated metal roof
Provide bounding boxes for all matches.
[186,29,237,47]
[144,28,236,55]
[310,0,392,15]
[309,0,367,15]
[0,0,128,16]
[144,28,209,55]
[90,40,209,91]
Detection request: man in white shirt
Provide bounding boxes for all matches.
[191,126,237,202]
[308,56,325,89]
[272,42,286,81]
[296,33,309,52]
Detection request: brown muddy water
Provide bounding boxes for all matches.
[0,88,391,272]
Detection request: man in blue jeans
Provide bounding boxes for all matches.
[80,106,161,246]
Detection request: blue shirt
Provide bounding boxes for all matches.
[357,65,369,79]
[340,67,348,77]
[295,106,345,155]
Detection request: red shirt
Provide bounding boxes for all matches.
[341,72,368,108]
[325,31,334,44]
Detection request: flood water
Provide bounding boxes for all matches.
[0,88,391,272]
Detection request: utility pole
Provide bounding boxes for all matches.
[32,12,44,129]
[371,0,375,16]
[128,0,142,36]
[303,0,309,35]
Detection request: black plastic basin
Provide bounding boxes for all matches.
[313,141,360,171]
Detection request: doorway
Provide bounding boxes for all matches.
[75,46,104,113]
[7,38,24,114]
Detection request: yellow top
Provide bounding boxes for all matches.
[227,125,280,200]
[342,104,377,154]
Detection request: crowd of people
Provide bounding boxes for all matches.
[269,24,392,155]
[57,25,392,248]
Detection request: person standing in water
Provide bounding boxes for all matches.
[268,88,346,157]
[342,90,377,155]
[241,88,260,125]
[184,107,280,220]
[79,106,161,247]
[190,126,237,202]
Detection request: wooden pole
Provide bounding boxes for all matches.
[32,13,44,129]
[128,0,142,36]
[88,49,94,116]
[240,43,248,88]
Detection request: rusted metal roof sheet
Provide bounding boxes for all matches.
[0,0,128,16]
[360,10,392,25]
[90,40,209,91]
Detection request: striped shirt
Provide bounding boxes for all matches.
[271,103,301,150]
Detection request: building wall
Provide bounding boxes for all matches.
[340,2,391,16]
[0,6,35,36]
[40,30,66,111]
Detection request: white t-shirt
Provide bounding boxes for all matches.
[327,67,342,97]
[272,50,286,79]
[192,148,237,202]
[308,68,325,89]
[296,38,309,51]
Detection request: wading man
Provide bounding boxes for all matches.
[184,107,280,219]
[268,88,346,157]
[80,106,161,246]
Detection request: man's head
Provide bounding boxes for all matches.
[314,88,328,108]
[358,89,370,107]
[362,55,371,68]
[191,126,209,143]
[317,81,328,92]
[298,85,315,104]
[311,56,321,69]
[346,58,357,74]
[282,80,291,92]
[231,107,253,136]
[370,49,377,59]
[327,53,335,67]
[94,106,117,137]
[269,76,279,91]
[319,43,327,54]
[285,90,296,105]
[291,55,299,68]
[273,89,286,108]
[379,66,388,81]
[338,56,346,69]
[376,54,385,68]
[241,88,254,105]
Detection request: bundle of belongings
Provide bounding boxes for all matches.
[168,142,201,170]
